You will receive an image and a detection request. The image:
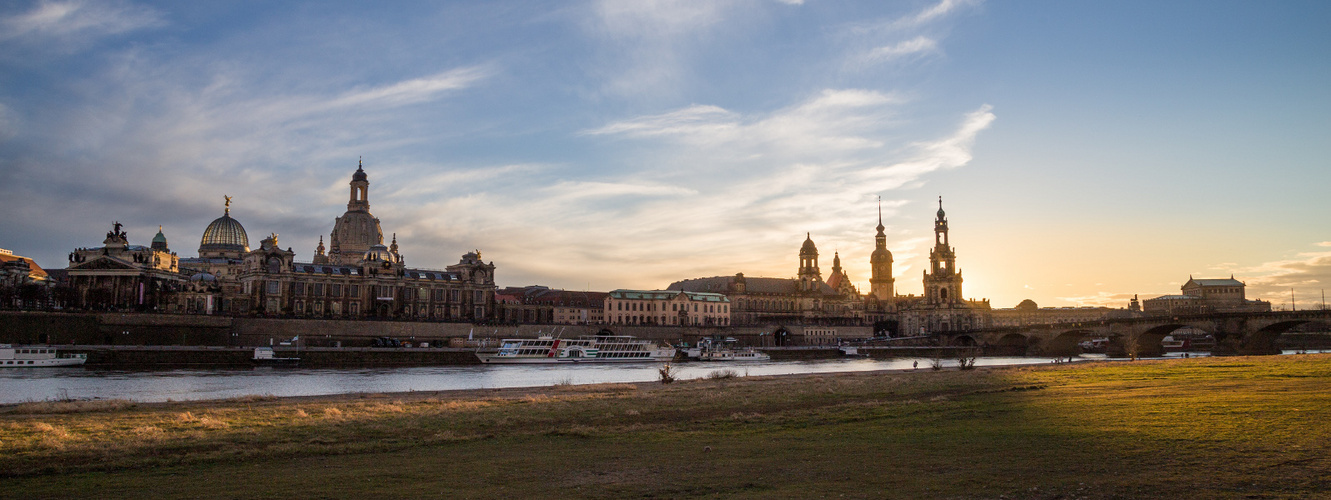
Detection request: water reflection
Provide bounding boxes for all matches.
[1,350,1323,404]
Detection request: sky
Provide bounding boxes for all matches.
[1,0,1329,310]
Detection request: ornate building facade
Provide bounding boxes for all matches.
[668,234,863,327]
[894,198,991,334]
[66,223,184,311]
[1143,276,1271,316]
[67,160,497,320]
[604,289,730,326]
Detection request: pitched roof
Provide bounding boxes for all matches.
[0,252,47,279]
[668,275,836,295]
[1188,278,1244,287]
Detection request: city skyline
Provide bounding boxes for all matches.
[1,1,1328,310]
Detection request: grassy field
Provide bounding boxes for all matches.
[2,355,1329,499]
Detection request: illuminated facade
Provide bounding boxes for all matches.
[67,161,496,320]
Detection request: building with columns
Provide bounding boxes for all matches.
[66,223,184,311]
[66,160,497,321]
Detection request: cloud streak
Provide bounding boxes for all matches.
[0,0,163,46]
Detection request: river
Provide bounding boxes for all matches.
[1,350,1323,404]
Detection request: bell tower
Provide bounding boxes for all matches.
[869,197,895,302]
[798,233,822,292]
[923,197,962,305]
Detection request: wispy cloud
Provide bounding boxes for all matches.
[459,92,1000,289]
[896,0,980,29]
[864,36,939,63]
[0,0,163,47]
[1236,243,1331,309]
[325,67,494,109]
[846,0,981,70]
[585,0,736,98]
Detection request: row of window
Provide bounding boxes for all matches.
[612,302,729,314]
[612,315,730,326]
[271,281,487,305]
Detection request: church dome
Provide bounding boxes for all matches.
[200,213,250,255]
[151,226,169,251]
[352,163,367,182]
[800,233,818,255]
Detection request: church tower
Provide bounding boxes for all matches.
[923,197,962,306]
[869,198,895,302]
[798,233,822,292]
[328,158,386,265]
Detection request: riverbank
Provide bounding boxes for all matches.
[2,354,1329,498]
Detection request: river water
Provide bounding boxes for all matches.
[1,350,1323,404]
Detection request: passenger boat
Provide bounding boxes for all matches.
[252,347,300,366]
[1161,329,1216,352]
[698,347,771,361]
[1078,338,1110,353]
[682,338,771,361]
[476,335,674,364]
[0,344,87,367]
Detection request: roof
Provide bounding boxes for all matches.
[0,252,48,279]
[668,275,836,296]
[1145,294,1202,301]
[825,270,848,290]
[608,289,729,302]
[1186,278,1244,287]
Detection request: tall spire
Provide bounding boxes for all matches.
[876,196,885,233]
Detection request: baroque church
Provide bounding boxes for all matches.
[66,160,496,321]
[670,197,990,336]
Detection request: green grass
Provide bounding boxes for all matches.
[3,355,1330,498]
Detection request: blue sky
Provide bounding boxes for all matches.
[2,0,1329,309]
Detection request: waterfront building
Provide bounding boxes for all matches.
[1143,276,1270,316]
[605,289,730,326]
[893,198,991,335]
[67,160,497,320]
[493,286,606,325]
[668,234,863,327]
[1,248,56,309]
[66,222,184,311]
[225,163,495,320]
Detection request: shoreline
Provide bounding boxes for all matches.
[3,353,1328,497]
[3,354,1143,410]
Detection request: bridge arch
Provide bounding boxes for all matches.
[1044,329,1099,357]
[991,333,1029,356]
[1242,319,1331,354]
[950,335,977,347]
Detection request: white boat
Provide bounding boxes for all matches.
[683,338,771,362]
[698,347,770,361]
[0,344,87,367]
[476,335,675,364]
[253,347,300,366]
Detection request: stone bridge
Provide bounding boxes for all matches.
[937,310,1331,357]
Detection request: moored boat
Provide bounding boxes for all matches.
[683,337,771,362]
[0,344,87,368]
[476,335,674,364]
[253,347,301,366]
